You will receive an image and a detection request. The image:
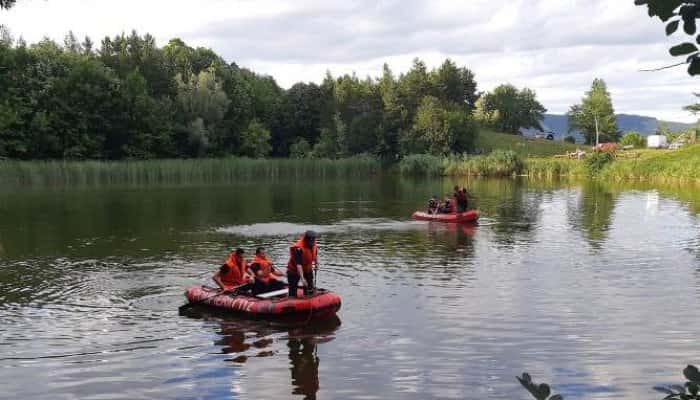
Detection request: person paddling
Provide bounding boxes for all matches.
[213,248,253,292]
[250,247,285,295]
[287,230,318,298]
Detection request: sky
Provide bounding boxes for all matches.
[2,0,699,122]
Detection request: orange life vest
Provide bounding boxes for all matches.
[221,254,247,286]
[251,254,275,283]
[287,237,317,275]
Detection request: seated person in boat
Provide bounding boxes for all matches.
[249,247,285,295]
[454,186,468,212]
[214,248,254,292]
[439,196,454,214]
[427,195,439,215]
[287,230,318,297]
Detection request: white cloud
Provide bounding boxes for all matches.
[3,0,699,122]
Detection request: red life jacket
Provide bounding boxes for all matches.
[221,254,247,286]
[251,254,275,283]
[287,237,317,275]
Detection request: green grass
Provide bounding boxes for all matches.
[475,129,579,158]
[600,144,700,182]
[521,145,700,182]
[0,156,381,186]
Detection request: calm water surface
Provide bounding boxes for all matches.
[1,177,699,399]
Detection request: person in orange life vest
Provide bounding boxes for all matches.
[250,247,285,295]
[454,185,468,212]
[213,248,253,291]
[439,195,455,214]
[287,230,318,297]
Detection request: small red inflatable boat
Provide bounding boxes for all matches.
[412,209,480,223]
[184,285,341,322]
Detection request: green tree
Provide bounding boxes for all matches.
[176,68,230,155]
[619,131,646,148]
[313,113,347,159]
[429,59,479,110]
[401,96,477,155]
[289,138,311,159]
[376,64,404,159]
[635,0,700,76]
[397,58,432,119]
[567,79,620,144]
[239,119,271,158]
[475,84,546,134]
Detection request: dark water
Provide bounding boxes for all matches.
[1,177,699,399]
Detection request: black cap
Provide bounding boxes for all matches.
[304,230,317,239]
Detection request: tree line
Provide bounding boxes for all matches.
[0,30,557,160]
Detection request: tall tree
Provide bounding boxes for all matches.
[430,59,479,111]
[567,79,620,144]
[475,84,546,134]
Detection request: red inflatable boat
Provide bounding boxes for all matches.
[184,285,341,322]
[412,209,480,223]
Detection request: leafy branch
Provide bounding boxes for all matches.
[520,365,700,400]
[634,0,700,75]
[517,373,564,400]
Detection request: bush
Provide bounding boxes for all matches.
[289,138,311,159]
[585,152,614,176]
[399,154,444,176]
[563,135,576,144]
[620,131,645,148]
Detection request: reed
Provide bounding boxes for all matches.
[399,150,525,177]
[0,156,382,186]
[524,158,585,179]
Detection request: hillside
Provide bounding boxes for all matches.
[521,113,696,141]
[476,129,578,158]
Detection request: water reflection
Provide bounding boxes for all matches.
[185,309,340,399]
[568,181,619,249]
[470,179,543,246]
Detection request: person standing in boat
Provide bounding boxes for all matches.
[287,230,318,298]
[250,247,285,295]
[213,248,253,292]
[454,186,468,212]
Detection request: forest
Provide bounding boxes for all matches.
[0,30,551,161]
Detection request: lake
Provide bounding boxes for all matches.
[1,177,699,399]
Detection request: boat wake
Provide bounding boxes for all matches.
[216,218,427,237]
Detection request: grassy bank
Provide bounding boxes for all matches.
[0,156,381,186]
[599,145,700,182]
[475,129,579,158]
[399,144,700,182]
[522,145,700,182]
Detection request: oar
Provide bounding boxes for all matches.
[178,283,247,312]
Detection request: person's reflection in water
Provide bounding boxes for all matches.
[286,317,340,399]
[185,308,340,398]
[288,334,319,399]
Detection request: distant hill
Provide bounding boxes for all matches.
[521,114,696,142]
